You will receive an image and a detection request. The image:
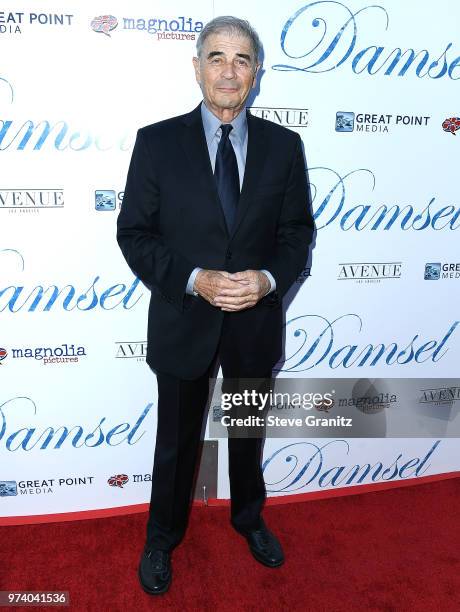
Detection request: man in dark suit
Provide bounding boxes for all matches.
[117,15,314,595]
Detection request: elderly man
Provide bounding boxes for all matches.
[117,15,314,595]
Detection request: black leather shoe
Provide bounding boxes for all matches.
[138,548,172,595]
[245,523,285,568]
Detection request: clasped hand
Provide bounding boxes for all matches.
[194,269,270,312]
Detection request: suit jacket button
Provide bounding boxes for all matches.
[226,251,232,260]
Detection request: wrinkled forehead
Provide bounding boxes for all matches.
[201,31,255,60]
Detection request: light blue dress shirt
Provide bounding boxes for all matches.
[186,101,276,297]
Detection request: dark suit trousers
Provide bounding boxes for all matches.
[145,311,272,551]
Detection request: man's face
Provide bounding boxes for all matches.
[193,31,260,117]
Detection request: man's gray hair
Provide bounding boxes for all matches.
[196,16,262,64]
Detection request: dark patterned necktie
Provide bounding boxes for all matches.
[214,124,240,233]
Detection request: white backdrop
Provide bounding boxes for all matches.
[1,0,459,523]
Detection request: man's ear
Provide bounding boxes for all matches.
[192,56,201,84]
[252,63,261,89]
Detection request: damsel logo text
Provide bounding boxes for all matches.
[310,167,460,231]
[273,1,460,80]
[0,249,142,312]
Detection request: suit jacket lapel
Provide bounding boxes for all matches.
[180,104,229,238]
[229,110,267,240]
[180,105,268,242]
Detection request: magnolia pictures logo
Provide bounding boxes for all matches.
[338,391,397,415]
[107,473,152,488]
[335,112,430,134]
[108,474,128,488]
[442,117,460,135]
[424,263,460,280]
[90,14,203,41]
[338,262,402,283]
[0,10,74,35]
[91,15,118,37]
[0,343,87,365]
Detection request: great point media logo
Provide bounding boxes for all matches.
[0,480,17,496]
[0,77,132,152]
[335,112,354,132]
[335,111,430,134]
[0,476,95,496]
[90,14,203,41]
[94,190,123,211]
[0,397,153,452]
[272,2,460,81]
[0,249,143,313]
[424,263,441,280]
[95,190,116,211]
[424,262,460,280]
[0,10,74,35]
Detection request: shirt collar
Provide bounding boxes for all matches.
[200,100,247,147]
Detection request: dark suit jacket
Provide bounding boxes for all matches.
[116,103,314,380]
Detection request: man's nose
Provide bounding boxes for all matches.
[221,61,237,79]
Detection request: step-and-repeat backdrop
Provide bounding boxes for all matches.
[1,0,459,522]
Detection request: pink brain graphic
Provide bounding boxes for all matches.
[442,117,460,135]
[108,474,129,488]
[91,15,118,37]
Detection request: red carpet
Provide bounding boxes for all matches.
[3,478,460,611]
